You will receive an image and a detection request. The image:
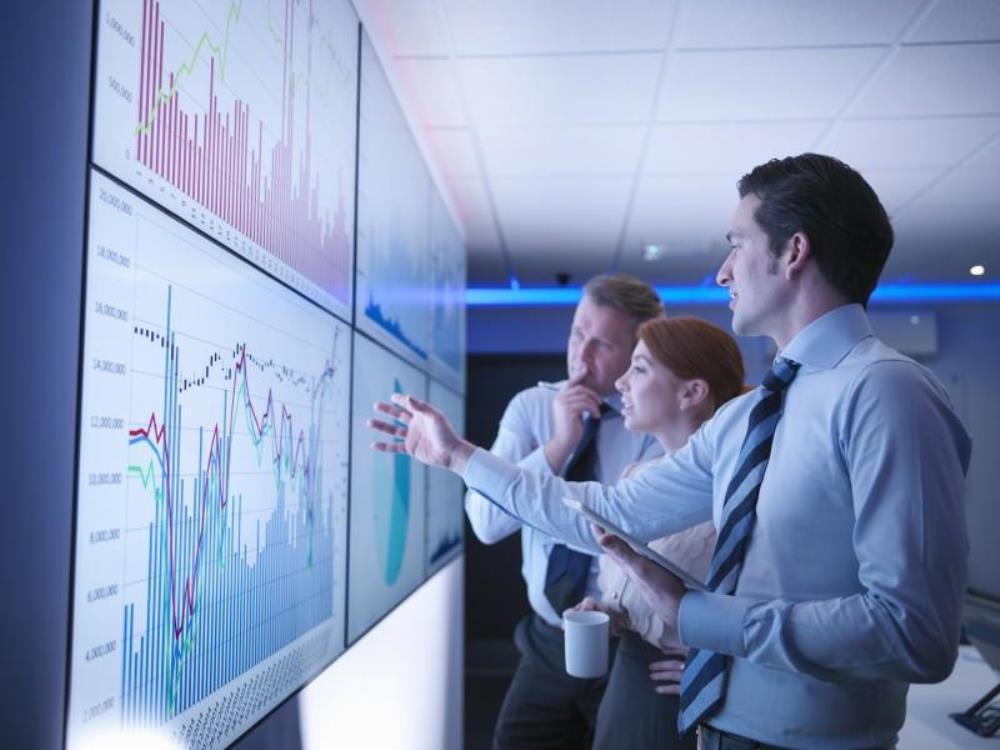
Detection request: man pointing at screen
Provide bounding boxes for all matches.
[370,153,971,749]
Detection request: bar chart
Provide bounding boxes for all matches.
[355,33,433,366]
[92,0,359,318]
[67,171,351,750]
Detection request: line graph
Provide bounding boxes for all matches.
[93,0,359,317]
[67,171,350,750]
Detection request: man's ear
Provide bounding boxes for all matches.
[783,231,811,281]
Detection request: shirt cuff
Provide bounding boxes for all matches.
[462,448,521,508]
[678,591,753,657]
[518,446,554,475]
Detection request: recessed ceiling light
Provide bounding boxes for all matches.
[642,243,664,262]
[970,264,986,277]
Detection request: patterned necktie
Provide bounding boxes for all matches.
[544,404,611,615]
[678,357,800,734]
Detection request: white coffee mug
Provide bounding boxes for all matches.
[563,610,610,678]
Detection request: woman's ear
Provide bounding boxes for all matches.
[680,379,711,411]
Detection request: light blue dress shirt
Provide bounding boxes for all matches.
[463,305,972,749]
[464,384,661,627]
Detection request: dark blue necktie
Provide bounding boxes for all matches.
[678,357,800,734]
[543,404,610,615]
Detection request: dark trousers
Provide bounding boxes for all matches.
[593,631,697,750]
[492,614,609,750]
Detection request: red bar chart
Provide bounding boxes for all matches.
[94,0,358,318]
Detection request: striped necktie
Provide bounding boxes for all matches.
[544,404,610,614]
[678,357,800,734]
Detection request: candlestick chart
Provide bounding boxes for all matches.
[67,171,350,750]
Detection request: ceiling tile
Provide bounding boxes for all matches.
[644,121,826,175]
[967,135,1000,168]
[616,252,729,287]
[657,47,885,121]
[848,44,1000,117]
[818,117,1000,170]
[624,174,737,255]
[424,128,481,178]
[394,58,466,127]
[491,176,633,254]
[442,0,676,56]
[887,206,1000,281]
[461,53,662,126]
[446,178,501,250]
[478,125,645,177]
[906,0,1000,43]
[915,166,1000,209]
[857,167,945,214]
[374,0,450,56]
[673,0,922,48]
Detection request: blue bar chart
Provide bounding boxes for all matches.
[67,171,351,750]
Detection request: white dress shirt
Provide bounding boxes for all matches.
[465,383,661,627]
[462,305,972,748]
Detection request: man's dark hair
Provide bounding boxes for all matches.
[738,153,894,306]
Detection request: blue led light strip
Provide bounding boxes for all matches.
[467,284,1000,307]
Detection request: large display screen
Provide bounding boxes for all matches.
[425,382,466,576]
[92,0,359,319]
[70,3,465,746]
[347,334,429,644]
[429,190,468,392]
[68,171,352,749]
[355,33,433,368]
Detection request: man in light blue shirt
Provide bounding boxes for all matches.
[372,154,972,749]
[465,273,662,749]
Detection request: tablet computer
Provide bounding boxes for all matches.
[563,497,707,591]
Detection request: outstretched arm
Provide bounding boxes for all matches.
[370,392,715,552]
[369,393,476,473]
[369,392,600,549]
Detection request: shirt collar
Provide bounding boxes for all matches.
[779,303,874,371]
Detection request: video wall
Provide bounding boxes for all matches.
[66,1,466,748]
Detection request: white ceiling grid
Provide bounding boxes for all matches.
[363,0,1000,286]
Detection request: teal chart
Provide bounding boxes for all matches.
[92,0,359,318]
[425,382,465,575]
[67,171,350,750]
[347,334,427,643]
[355,32,433,368]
